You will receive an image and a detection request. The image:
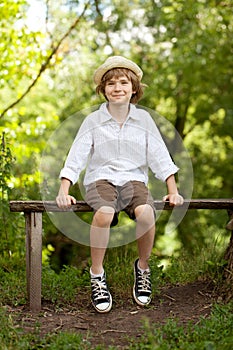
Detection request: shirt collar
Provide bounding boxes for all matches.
[99,103,140,123]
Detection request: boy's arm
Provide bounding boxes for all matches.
[56,177,77,208]
[163,174,184,206]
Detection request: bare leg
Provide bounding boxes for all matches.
[135,204,155,270]
[90,206,114,275]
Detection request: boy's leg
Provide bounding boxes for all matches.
[135,204,155,270]
[85,181,118,313]
[133,203,155,306]
[120,180,155,306]
[131,203,155,306]
[89,206,114,313]
[90,206,115,274]
[120,181,155,269]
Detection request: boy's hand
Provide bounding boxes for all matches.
[163,193,184,207]
[56,194,77,208]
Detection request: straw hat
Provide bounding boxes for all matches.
[93,56,143,85]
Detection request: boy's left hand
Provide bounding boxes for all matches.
[163,193,184,207]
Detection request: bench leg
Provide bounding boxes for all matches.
[25,212,42,312]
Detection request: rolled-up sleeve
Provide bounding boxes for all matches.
[59,118,93,184]
[146,116,179,182]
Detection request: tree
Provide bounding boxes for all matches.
[0,0,89,119]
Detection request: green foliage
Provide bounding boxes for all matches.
[0,132,25,258]
[0,0,46,94]
[0,307,30,350]
[37,332,91,350]
[0,257,27,306]
[161,245,228,287]
[42,265,90,305]
[0,259,89,308]
[0,133,14,195]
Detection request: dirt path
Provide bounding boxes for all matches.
[9,280,215,349]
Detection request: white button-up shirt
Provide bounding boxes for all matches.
[59,103,179,188]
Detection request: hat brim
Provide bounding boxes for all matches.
[93,56,143,85]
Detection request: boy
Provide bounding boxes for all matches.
[56,56,184,313]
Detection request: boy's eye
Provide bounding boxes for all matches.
[106,80,130,86]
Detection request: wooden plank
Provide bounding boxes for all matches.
[25,212,42,313]
[9,198,233,212]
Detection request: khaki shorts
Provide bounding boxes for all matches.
[85,180,155,227]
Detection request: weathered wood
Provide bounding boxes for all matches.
[25,212,42,313]
[9,198,233,213]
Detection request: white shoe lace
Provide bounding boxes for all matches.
[91,276,110,302]
[137,270,151,294]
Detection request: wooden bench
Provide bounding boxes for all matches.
[9,199,233,312]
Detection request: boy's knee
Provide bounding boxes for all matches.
[93,206,115,227]
[135,204,155,224]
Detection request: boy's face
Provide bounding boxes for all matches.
[104,75,135,104]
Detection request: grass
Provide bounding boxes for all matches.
[0,242,232,349]
[0,306,92,350]
[128,303,233,350]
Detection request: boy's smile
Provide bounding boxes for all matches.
[104,76,135,104]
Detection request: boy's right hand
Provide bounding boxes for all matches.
[56,194,77,209]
